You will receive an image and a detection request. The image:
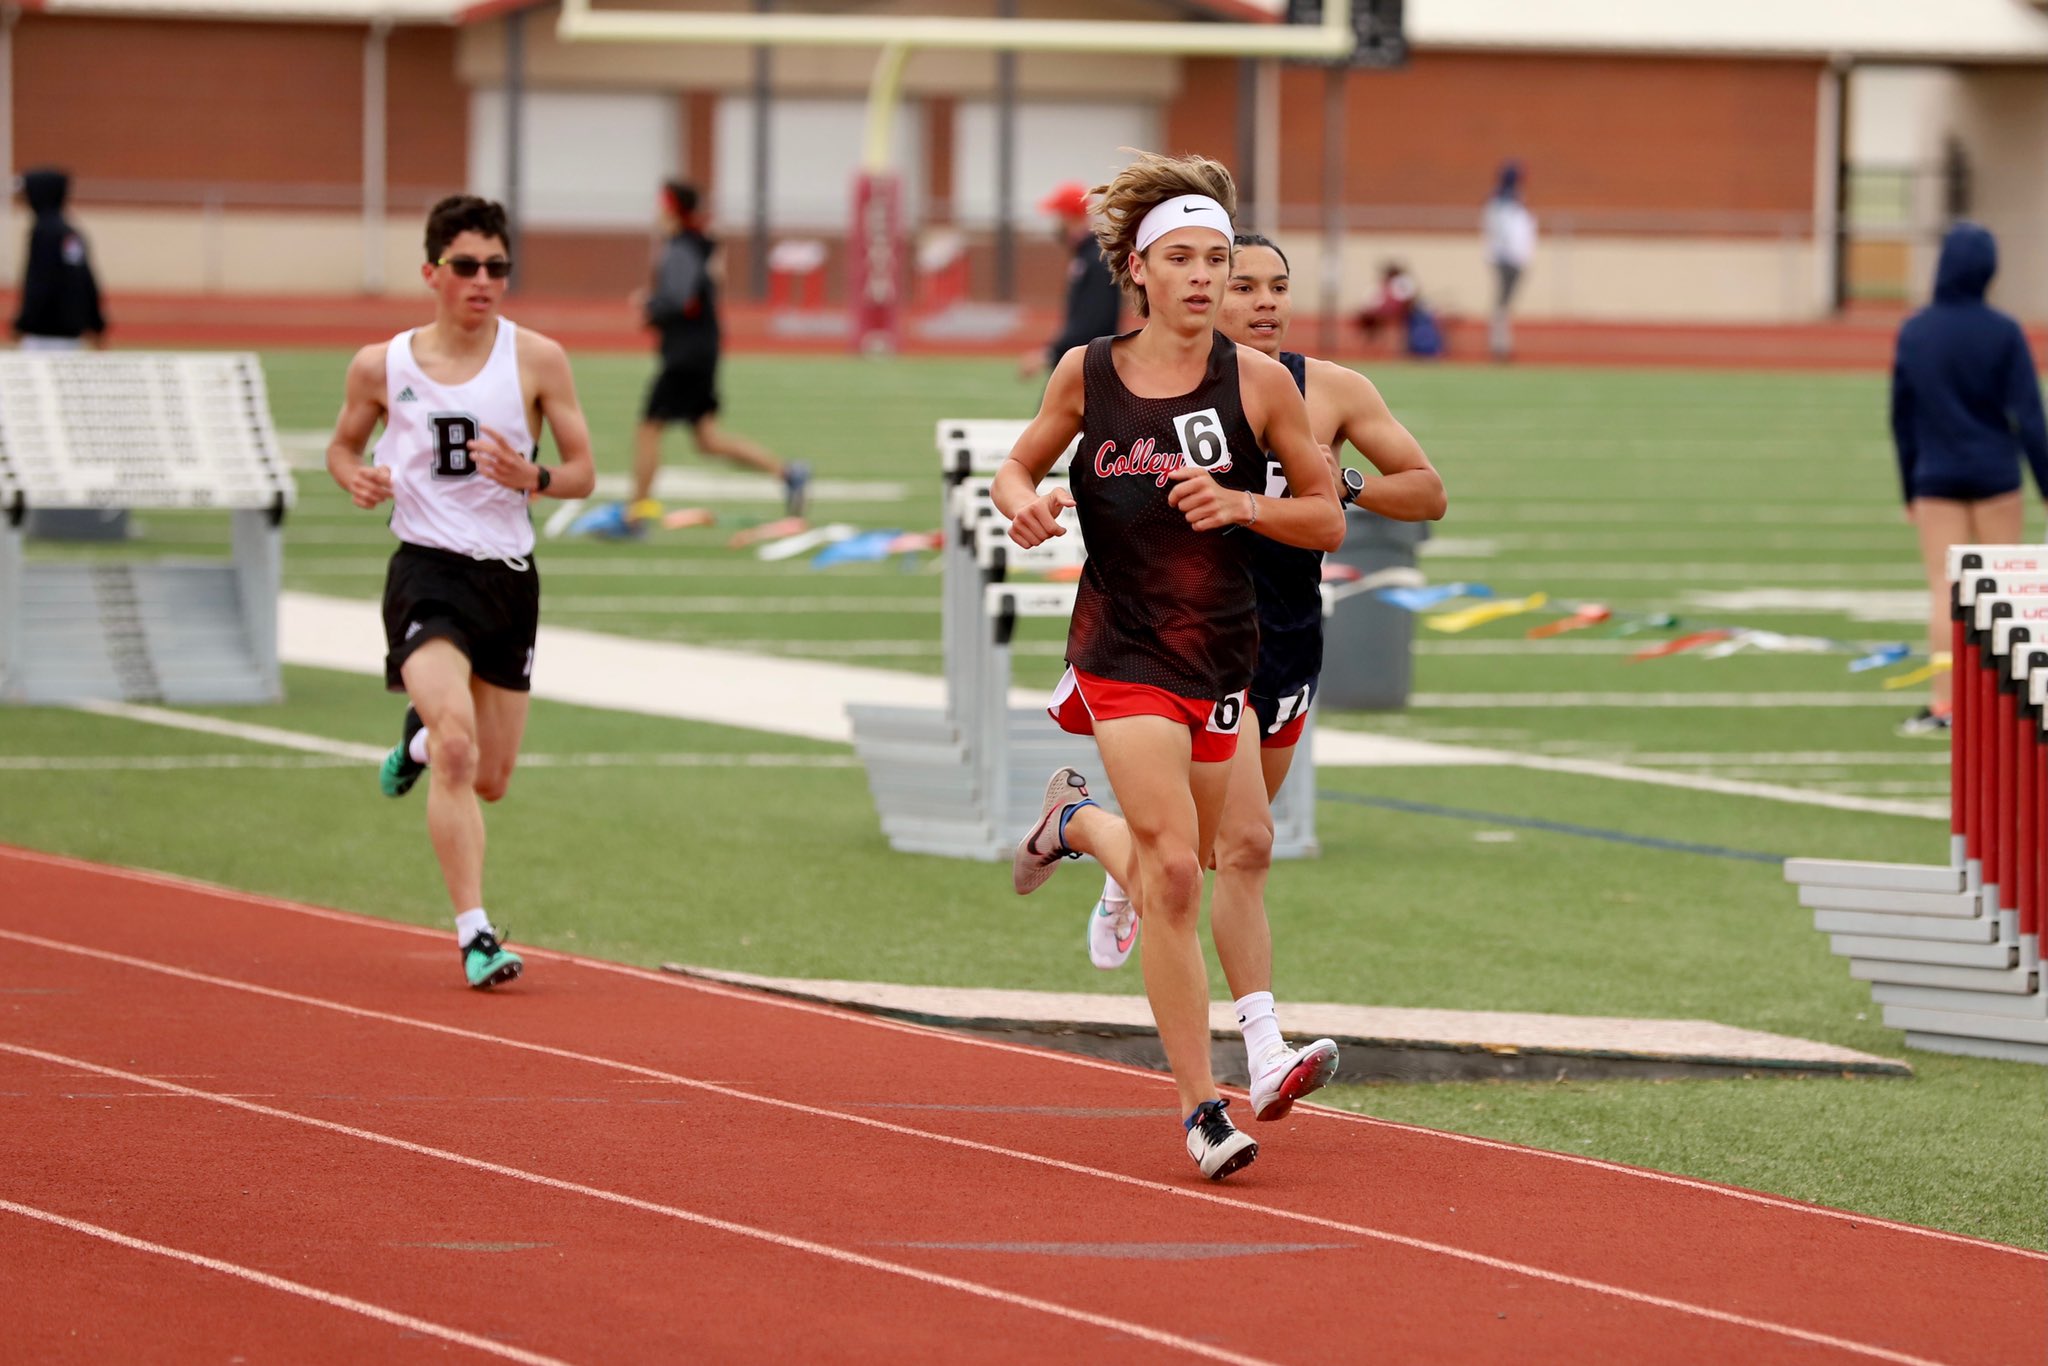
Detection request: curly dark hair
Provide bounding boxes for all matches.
[424,194,510,264]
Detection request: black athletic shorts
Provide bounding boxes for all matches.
[1249,674,1318,750]
[381,542,540,693]
[643,359,720,424]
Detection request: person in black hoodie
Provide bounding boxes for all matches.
[13,167,105,349]
[1018,180,1122,381]
[1891,221,2048,735]
[618,180,806,533]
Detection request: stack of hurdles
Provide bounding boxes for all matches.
[1785,545,2048,1064]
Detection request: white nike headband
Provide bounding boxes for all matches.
[1134,194,1234,254]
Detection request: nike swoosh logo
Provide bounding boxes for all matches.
[1183,205,1202,213]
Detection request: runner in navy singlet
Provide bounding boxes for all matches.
[993,152,1344,1181]
[1203,234,1443,1105]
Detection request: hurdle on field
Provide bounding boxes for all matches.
[846,419,1317,861]
[1783,544,2048,1063]
[0,351,294,705]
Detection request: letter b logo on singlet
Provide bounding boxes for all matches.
[1173,408,1233,474]
[430,413,480,479]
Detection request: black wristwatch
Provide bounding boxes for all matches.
[534,464,552,495]
[1339,467,1365,507]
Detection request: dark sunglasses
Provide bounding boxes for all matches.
[436,255,513,279]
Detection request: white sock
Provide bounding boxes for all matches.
[1102,873,1128,906]
[455,907,492,947]
[1235,990,1285,1074]
[408,727,431,766]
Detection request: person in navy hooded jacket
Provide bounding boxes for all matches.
[12,167,104,350]
[1891,221,2048,736]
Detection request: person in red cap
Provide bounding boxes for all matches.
[1018,180,1124,380]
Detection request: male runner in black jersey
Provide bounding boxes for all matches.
[1084,233,1444,1116]
[994,153,1343,1181]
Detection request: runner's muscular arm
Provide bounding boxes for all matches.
[325,344,394,510]
[477,331,598,501]
[993,345,1085,548]
[1315,359,1447,522]
[1168,347,1342,551]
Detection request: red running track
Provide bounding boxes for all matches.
[1,843,2042,1366]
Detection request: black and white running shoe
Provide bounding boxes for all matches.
[1184,1098,1258,1180]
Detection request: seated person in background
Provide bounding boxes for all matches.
[1356,262,1442,359]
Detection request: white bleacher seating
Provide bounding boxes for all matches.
[0,352,294,705]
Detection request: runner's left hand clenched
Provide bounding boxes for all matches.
[1166,463,1247,532]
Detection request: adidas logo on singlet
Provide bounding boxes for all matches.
[396,386,418,403]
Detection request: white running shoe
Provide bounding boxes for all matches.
[1184,1098,1258,1180]
[1087,896,1139,969]
[1248,1039,1340,1122]
[1013,767,1090,895]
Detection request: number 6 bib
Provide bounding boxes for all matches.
[1173,407,1233,475]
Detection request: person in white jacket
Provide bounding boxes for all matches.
[1482,160,1536,361]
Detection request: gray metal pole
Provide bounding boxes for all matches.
[362,19,389,294]
[0,7,15,277]
[750,0,772,300]
[504,9,525,291]
[994,0,1018,301]
[1320,64,1344,356]
[1236,59,1257,211]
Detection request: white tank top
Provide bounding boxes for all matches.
[374,319,537,560]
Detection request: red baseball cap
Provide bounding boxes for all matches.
[1038,181,1092,218]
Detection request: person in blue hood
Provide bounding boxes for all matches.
[12,167,105,349]
[1890,221,2048,735]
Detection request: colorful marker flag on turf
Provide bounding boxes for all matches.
[1381,582,1494,613]
[1629,628,1734,661]
[1848,643,1912,673]
[1527,603,1611,638]
[1882,654,1953,690]
[813,529,901,568]
[1426,592,1547,634]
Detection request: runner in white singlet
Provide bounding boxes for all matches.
[324,194,598,991]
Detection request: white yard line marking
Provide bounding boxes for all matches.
[71,700,385,761]
[1599,752,1950,767]
[0,1197,576,1366]
[0,753,859,774]
[0,945,2010,1362]
[1407,692,1913,708]
[3,842,2036,1264]
[1,1045,1278,1366]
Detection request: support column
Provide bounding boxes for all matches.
[1254,58,1280,236]
[504,8,526,290]
[749,0,772,300]
[1235,60,1257,209]
[994,0,1018,302]
[1319,65,1344,355]
[361,19,389,294]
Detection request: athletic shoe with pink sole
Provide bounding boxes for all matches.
[1087,895,1138,969]
[1248,1038,1340,1121]
[1013,767,1092,895]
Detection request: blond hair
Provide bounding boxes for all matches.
[1090,151,1238,317]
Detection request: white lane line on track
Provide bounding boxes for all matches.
[0,938,1995,1364]
[71,700,386,761]
[0,1046,1280,1366]
[4,841,2037,1264]
[0,1196,575,1366]
[0,753,860,773]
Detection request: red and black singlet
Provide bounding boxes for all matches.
[1066,330,1265,699]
